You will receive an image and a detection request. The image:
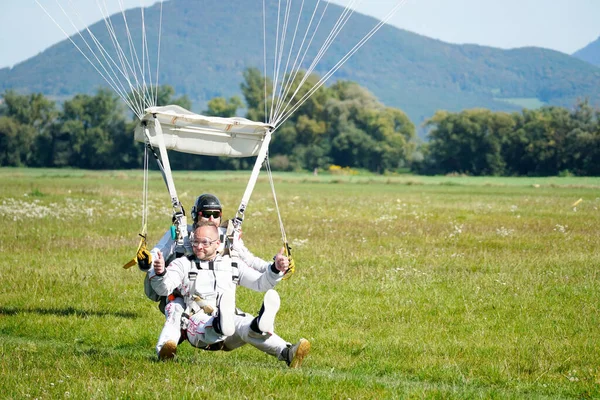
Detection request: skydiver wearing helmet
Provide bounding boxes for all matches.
[151,222,309,368]
[189,193,274,272]
[140,193,284,360]
[139,193,272,272]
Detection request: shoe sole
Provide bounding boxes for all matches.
[258,289,280,334]
[158,340,177,361]
[290,338,310,368]
[219,291,236,337]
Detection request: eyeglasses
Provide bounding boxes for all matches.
[200,210,221,219]
[191,237,218,248]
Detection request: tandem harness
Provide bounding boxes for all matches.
[179,257,240,332]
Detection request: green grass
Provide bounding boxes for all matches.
[1,168,599,399]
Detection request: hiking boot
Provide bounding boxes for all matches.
[281,338,310,368]
[158,340,177,361]
[257,289,281,334]
[216,290,235,337]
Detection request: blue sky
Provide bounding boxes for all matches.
[1,0,599,69]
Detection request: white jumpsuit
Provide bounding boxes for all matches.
[145,223,273,354]
[150,254,290,358]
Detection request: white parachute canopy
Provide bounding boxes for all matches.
[134,105,273,157]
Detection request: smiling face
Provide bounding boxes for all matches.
[191,223,220,261]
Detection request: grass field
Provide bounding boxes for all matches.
[1,168,599,399]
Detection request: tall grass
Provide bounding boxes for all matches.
[0,168,598,399]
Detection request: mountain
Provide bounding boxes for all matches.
[573,36,600,67]
[1,0,600,126]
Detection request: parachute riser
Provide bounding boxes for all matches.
[142,116,187,247]
[234,129,274,228]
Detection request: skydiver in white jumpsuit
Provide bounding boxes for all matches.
[150,222,310,368]
[138,194,283,359]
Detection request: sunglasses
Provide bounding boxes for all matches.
[200,210,221,219]
[191,237,218,248]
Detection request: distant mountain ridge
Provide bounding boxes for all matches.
[1,0,600,125]
[573,36,600,67]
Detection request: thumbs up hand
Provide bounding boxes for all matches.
[153,250,166,275]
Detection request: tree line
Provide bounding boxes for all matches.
[1,68,599,176]
[417,101,600,176]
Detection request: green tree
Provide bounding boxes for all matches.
[423,109,508,176]
[561,99,600,176]
[1,90,57,128]
[326,81,415,172]
[205,96,243,117]
[57,89,128,168]
[241,68,272,122]
[155,85,192,109]
[0,116,36,166]
[509,107,571,176]
[1,90,57,167]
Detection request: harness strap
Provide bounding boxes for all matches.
[194,260,215,270]
[142,117,187,247]
[235,128,273,228]
[231,262,239,285]
[181,257,239,328]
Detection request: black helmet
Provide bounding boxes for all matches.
[191,194,222,223]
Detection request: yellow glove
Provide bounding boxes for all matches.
[282,242,296,280]
[137,246,153,271]
[123,234,152,270]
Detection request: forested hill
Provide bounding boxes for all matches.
[573,36,600,67]
[1,0,600,125]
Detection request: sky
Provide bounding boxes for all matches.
[1,0,599,69]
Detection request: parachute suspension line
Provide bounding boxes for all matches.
[93,0,146,112]
[141,3,150,94]
[269,0,328,123]
[36,0,164,119]
[269,0,358,125]
[125,0,159,110]
[122,141,152,270]
[269,0,359,126]
[80,0,150,116]
[139,3,152,107]
[265,155,295,279]
[268,0,285,124]
[265,156,287,245]
[262,0,268,123]
[265,157,296,280]
[36,1,140,116]
[271,0,408,130]
[154,1,164,107]
[99,5,147,117]
[270,0,300,121]
[111,1,155,112]
[269,0,308,121]
[104,0,157,113]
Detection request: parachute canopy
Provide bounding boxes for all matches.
[134,105,273,157]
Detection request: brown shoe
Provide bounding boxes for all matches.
[284,339,310,368]
[158,340,177,361]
